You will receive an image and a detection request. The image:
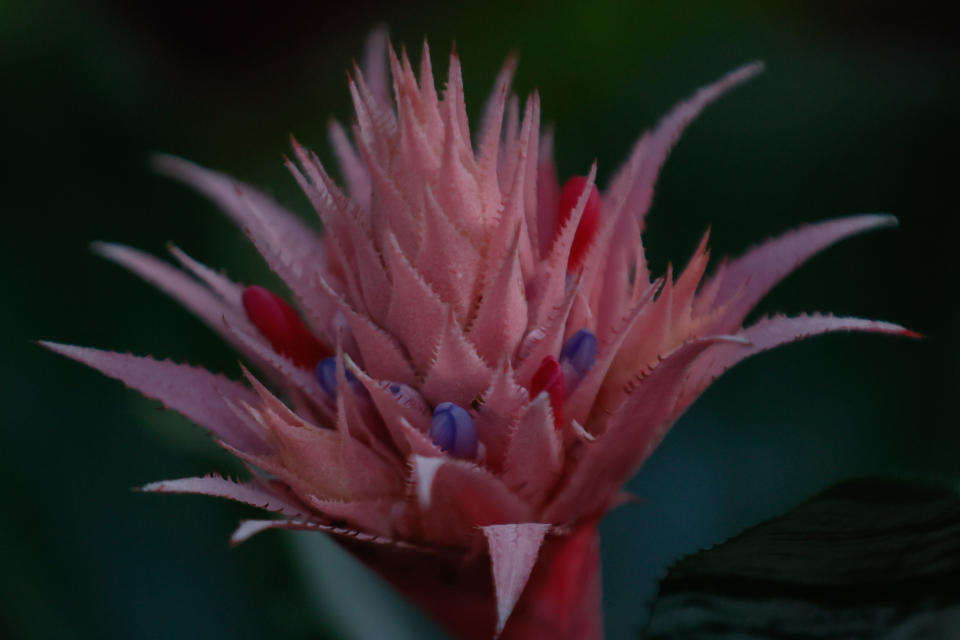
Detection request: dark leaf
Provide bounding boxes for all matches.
[645,476,960,639]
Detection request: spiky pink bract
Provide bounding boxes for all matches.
[45,32,915,639]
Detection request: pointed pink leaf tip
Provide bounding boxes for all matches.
[241,285,329,368]
[483,523,551,636]
[556,176,601,272]
[530,356,565,429]
[37,341,267,453]
[897,328,925,339]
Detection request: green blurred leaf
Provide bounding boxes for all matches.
[645,476,960,639]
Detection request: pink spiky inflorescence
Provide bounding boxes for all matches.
[44,31,916,640]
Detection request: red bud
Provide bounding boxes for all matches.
[530,355,565,429]
[557,176,601,272]
[242,285,329,368]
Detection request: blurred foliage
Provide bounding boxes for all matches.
[2,1,958,638]
[646,477,960,638]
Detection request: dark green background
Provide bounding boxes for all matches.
[3,1,957,638]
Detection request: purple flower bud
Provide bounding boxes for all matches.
[315,356,360,399]
[387,382,429,414]
[430,402,477,459]
[561,329,598,378]
[316,357,338,397]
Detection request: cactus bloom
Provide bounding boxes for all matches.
[44,32,915,639]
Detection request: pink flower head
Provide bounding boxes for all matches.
[44,31,916,639]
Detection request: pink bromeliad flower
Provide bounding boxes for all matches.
[45,32,915,640]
